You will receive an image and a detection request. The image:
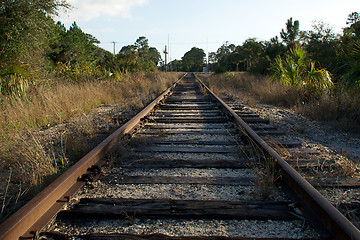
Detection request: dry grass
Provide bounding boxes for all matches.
[255,155,281,199]
[240,133,281,200]
[62,114,98,162]
[202,72,360,132]
[294,92,360,132]
[201,72,305,107]
[13,131,59,185]
[0,72,178,132]
[333,154,360,178]
[0,71,180,188]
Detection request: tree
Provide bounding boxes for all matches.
[148,47,161,66]
[341,38,360,90]
[208,52,217,65]
[339,13,360,90]
[114,36,159,72]
[280,18,300,49]
[336,12,360,89]
[61,22,100,66]
[303,21,339,72]
[264,36,287,60]
[214,42,235,70]
[0,0,68,72]
[216,42,235,59]
[47,21,67,65]
[238,38,267,73]
[181,47,206,72]
[168,59,182,72]
[120,45,137,55]
[134,36,149,58]
[346,12,360,37]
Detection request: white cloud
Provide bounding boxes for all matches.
[61,0,149,22]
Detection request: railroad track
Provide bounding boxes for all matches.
[0,73,359,239]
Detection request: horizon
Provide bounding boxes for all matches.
[57,0,358,61]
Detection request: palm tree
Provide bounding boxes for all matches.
[270,46,333,95]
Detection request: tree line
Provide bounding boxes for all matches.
[1,1,359,97]
[0,1,162,97]
[172,13,360,94]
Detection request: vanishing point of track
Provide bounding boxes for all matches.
[0,73,359,239]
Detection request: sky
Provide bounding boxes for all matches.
[57,0,359,61]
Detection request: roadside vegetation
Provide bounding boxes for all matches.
[200,14,360,133]
[202,72,360,132]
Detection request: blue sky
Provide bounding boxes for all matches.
[57,0,358,61]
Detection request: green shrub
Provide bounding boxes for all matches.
[270,46,333,96]
[0,66,33,98]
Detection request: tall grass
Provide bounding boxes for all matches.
[1,72,177,132]
[0,72,180,187]
[202,72,360,132]
[201,72,305,106]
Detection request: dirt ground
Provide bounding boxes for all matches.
[248,102,360,163]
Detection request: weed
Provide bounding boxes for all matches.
[255,155,281,199]
[1,169,12,215]
[121,210,138,224]
[62,114,98,161]
[241,133,281,199]
[13,130,58,186]
[0,74,30,98]
[267,140,292,159]
[0,170,29,222]
[57,154,66,169]
[333,156,360,177]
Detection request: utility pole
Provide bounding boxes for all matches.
[163,45,168,72]
[207,37,209,72]
[111,41,117,55]
[168,34,171,72]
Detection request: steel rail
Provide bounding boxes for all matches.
[0,74,186,240]
[195,74,360,240]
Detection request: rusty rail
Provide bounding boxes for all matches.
[0,74,185,240]
[195,74,360,240]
